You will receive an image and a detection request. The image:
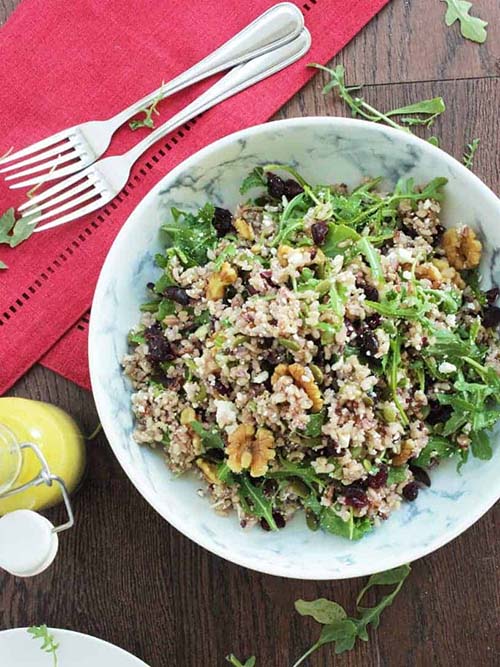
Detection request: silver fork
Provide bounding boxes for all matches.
[20,29,311,232]
[0,3,303,189]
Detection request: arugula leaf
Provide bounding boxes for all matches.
[354,564,411,641]
[295,599,347,624]
[463,138,480,170]
[129,83,164,130]
[320,508,373,541]
[442,0,488,43]
[358,237,384,285]
[387,337,410,426]
[303,411,326,438]
[267,459,325,491]
[323,224,360,257]
[226,655,256,667]
[470,430,493,460]
[318,619,358,654]
[28,626,59,667]
[356,564,411,605]
[161,202,217,267]
[0,208,39,248]
[386,466,408,485]
[385,97,446,128]
[189,421,225,450]
[413,435,456,466]
[262,163,309,188]
[309,63,445,132]
[237,475,278,531]
[0,208,16,243]
[291,564,411,666]
[240,166,267,194]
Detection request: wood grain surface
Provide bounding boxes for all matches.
[1,1,499,666]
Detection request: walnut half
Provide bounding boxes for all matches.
[442,226,482,270]
[271,363,324,412]
[226,424,276,477]
[206,262,238,300]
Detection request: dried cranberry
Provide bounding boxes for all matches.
[482,305,500,328]
[163,286,191,306]
[212,207,233,237]
[343,485,369,508]
[409,464,431,487]
[283,179,304,199]
[402,482,419,501]
[310,221,329,246]
[246,285,258,296]
[426,400,452,426]
[266,172,285,199]
[224,285,237,302]
[365,314,382,329]
[485,287,499,305]
[364,285,380,302]
[214,380,230,396]
[357,330,378,357]
[368,464,388,489]
[144,324,175,362]
[261,512,286,530]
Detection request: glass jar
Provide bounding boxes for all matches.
[0,398,86,577]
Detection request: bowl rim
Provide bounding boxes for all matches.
[89,116,500,580]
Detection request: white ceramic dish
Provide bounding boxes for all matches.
[89,117,500,580]
[0,628,148,666]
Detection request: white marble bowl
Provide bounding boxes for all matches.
[89,118,500,579]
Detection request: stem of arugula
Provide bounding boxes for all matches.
[358,101,412,133]
[291,642,322,667]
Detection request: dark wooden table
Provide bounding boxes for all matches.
[1,1,499,665]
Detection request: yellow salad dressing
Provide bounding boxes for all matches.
[0,398,85,514]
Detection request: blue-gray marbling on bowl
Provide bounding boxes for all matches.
[89,118,500,580]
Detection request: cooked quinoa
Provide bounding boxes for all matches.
[123,165,500,539]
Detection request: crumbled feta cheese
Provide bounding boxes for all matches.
[214,400,237,428]
[438,361,457,374]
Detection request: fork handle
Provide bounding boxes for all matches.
[110,3,303,129]
[124,29,311,166]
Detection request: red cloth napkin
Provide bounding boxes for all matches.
[0,0,390,394]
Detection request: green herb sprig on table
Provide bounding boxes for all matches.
[292,564,411,666]
[226,654,256,667]
[442,0,488,43]
[0,207,39,249]
[28,626,59,666]
[129,83,165,130]
[463,138,480,169]
[309,64,446,133]
[227,565,411,666]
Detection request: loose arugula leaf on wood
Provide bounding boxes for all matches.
[28,626,59,667]
[295,598,347,624]
[309,64,446,132]
[291,564,411,666]
[463,138,480,169]
[442,0,488,43]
